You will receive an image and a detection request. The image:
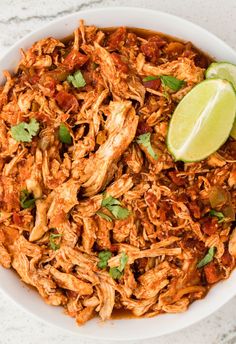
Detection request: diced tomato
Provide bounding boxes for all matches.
[55,90,79,112]
[201,217,218,236]
[149,36,167,47]
[184,238,205,252]
[204,261,222,284]
[141,42,159,63]
[63,49,89,71]
[12,212,23,226]
[66,290,78,299]
[111,53,129,73]
[221,250,232,267]
[165,42,184,58]
[194,54,209,68]
[141,35,166,63]
[137,121,152,135]
[107,27,126,50]
[109,244,119,252]
[143,78,161,90]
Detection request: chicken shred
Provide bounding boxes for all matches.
[0,22,235,326]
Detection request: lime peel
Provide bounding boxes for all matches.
[206,62,236,139]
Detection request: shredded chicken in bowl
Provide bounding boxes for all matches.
[0,20,235,325]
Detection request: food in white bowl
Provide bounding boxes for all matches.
[0,7,235,340]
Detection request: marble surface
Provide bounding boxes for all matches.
[0,0,236,343]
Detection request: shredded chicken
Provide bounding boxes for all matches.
[0,21,235,326]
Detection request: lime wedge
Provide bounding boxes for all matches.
[206,62,236,139]
[167,79,236,162]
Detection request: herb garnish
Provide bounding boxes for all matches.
[96,211,113,222]
[49,233,62,251]
[11,118,39,142]
[67,70,86,88]
[101,195,130,220]
[97,250,112,269]
[160,75,185,92]
[137,132,158,160]
[143,76,158,82]
[142,75,184,92]
[209,210,225,223]
[20,189,35,209]
[59,123,72,144]
[109,252,128,280]
[197,247,215,269]
[109,267,123,279]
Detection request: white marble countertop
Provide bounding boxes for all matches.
[0,0,236,343]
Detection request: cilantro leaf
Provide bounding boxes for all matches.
[136,133,158,160]
[109,252,128,280]
[118,252,128,272]
[209,210,225,223]
[97,250,112,269]
[59,123,72,144]
[20,189,35,209]
[96,211,113,222]
[11,118,39,142]
[67,70,86,88]
[160,75,185,92]
[107,205,130,220]
[49,233,62,251]
[109,267,122,279]
[101,195,120,207]
[142,75,184,92]
[197,247,215,269]
[143,76,158,82]
[27,118,39,136]
[101,195,130,220]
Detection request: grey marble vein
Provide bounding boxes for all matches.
[0,0,103,24]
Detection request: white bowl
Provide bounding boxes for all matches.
[0,7,236,341]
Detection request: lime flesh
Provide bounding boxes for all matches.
[206,62,236,139]
[167,79,236,162]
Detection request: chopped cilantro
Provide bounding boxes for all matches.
[11,118,39,143]
[209,209,225,223]
[67,70,86,88]
[143,76,158,82]
[160,75,185,92]
[97,250,112,269]
[109,252,128,280]
[59,123,72,144]
[197,247,215,269]
[101,195,130,220]
[49,233,62,251]
[96,211,113,222]
[137,132,158,160]
[20,189,35,209]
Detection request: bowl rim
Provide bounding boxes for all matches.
[0,6,236,341]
